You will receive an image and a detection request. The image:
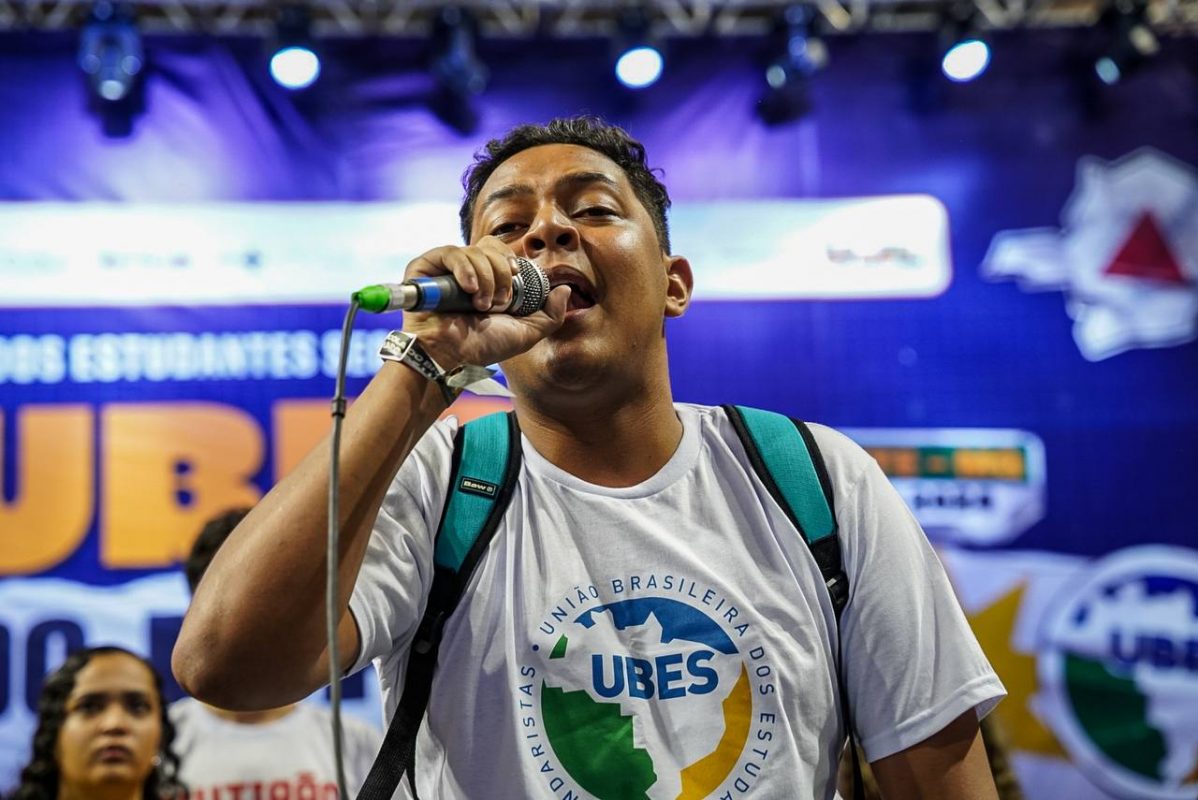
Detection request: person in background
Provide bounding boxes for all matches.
[11,645,186,800]
[169,508,381,800]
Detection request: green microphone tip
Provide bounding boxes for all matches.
[353,285,391,313]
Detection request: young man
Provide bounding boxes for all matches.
[170,508,382,799]
[174,117,1006,799]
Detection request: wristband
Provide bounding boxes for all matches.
[378,331,459,405]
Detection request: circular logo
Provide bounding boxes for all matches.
[519,579,775,799]
[1038,546,1198,800]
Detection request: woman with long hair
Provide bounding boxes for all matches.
[11,645,186,800]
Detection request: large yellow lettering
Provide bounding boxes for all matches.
[273,399,329,482]
[450,396,513,424]
[102,403,262,568]
[272,396,511,481]
[0,405,94,575]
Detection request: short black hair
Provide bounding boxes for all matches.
[460,115,672,253]
[185,507,250,594]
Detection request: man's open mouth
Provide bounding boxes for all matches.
[548,270,597,312]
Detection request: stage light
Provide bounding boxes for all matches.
[431,7,488,98]
[757,5,827,125]
[937,3,990,84]
[269,5,320,90]
[615,45,664,89]
[77,1,143,103]
[613,9,664,90]
[270,46,320,90]
[1093,0,1158,85]
[941,38,991,82]
[428,7,488,135]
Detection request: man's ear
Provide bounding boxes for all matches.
[664,255,694,318]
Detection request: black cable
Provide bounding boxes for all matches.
[327,299,360,800]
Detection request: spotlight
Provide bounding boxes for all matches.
[613,9,664,90]
[429,7,488,135]
[77,1,143,103]
[938,4,990,83]
[431,7,488,98]
[757,5,827,125]
[1094,0,1159,85]
[941,38,991,82]
[269,5,320,90]
[615,46,664,89]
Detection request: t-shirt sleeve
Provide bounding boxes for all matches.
[342,715,385,793]
[812,425,1006,763]
[347,418,457,674]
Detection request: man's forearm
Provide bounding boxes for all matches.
[172,361,447,709]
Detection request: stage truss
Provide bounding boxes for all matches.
[0,0,1195,37]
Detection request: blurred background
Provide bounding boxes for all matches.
[0,0,1196,797]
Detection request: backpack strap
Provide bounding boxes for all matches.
[723,404,848,616]
[723,404,863,800]
[356,411,521,800]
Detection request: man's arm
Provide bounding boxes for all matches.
[871,710,999,800]
[172,362,451,709]
[172,239,568,710]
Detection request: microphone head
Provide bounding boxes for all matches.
[511,257,549,317]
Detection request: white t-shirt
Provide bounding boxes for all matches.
[169,699,382,799]
[350,403,1005,800]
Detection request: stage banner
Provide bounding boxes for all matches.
[0,198,947,784]
[2,202,1195,800]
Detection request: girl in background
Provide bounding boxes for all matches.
[10,646,186,800]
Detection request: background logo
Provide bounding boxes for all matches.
[982,148,1198,361]
[1036,546,1198,799]
[532,595,756,799]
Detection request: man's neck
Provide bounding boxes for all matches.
[514,388,683,488]
[59,783,141,800]
[203,701,297,725]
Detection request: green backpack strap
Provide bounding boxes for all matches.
[357,411,522,800]
[435,411,521,571]
[723,404,848,616]
[723,404,862,800]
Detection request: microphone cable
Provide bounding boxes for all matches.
[325,297,360,800]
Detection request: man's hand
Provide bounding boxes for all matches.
[400,236,569,370]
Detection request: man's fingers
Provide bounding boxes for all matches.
[532,285,570,329]
[489,252,517,310]
[457,249,496,311]
[404,239,523,313]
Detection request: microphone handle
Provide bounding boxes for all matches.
[354,258,548,316]
[404,274,492,314]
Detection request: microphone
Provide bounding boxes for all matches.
[353,257,550,317]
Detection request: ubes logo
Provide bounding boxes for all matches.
[1037,546,1198,800]
[517,577,778,800]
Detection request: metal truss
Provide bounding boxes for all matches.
[0,0,1195,37]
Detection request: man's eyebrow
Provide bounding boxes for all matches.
[479,171,621,213]
[555,171,619,193]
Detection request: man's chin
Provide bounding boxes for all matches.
[505,344,605,398]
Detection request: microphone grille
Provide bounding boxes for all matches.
[511,257,549,317]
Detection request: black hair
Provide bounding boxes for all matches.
[459,115,672,253]
[184,507,250,594]
[12,646,186,800]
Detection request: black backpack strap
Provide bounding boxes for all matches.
[357,411,521,800]
[723,404,863,800]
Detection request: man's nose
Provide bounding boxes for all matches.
[523,209,578,255]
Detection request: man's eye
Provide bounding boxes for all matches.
[577,206,614,218]
[490,222,524,236]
